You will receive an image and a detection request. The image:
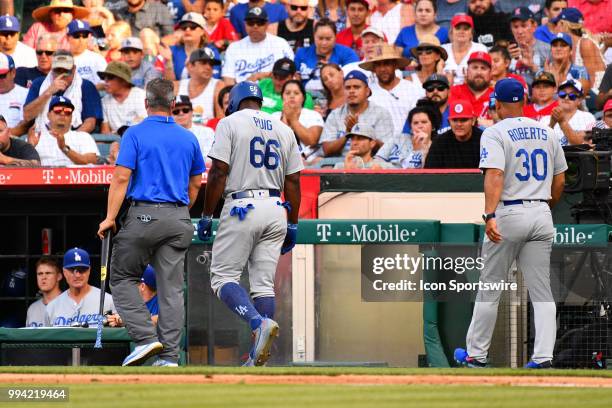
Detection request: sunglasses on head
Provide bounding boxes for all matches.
[66,266,88,273]
[52,106,73,115]
[70,32,89,39]
[180,23,200,31]
[246,20,266,27]
[425,84,447,92]
[36,50,55,56]
[290,5,309,11]
[558,90,578,100]
[172,107,192,115]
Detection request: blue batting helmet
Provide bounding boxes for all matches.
[226,81,263,115]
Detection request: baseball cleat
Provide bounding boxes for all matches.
[152,358,179,367]
[249,318,279,366]
[454,348,487,368]
[122,341,163,366]
[525,360,552,369]
[241,357,255,367]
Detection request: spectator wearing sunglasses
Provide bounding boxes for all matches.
[44,247,118,327]
[336,0,371,58]
[172,95,214,167]
[269,0,315,53]
[223,7,293,85]
[100,62,147,134]
[230,0,288,38]
[68,20,108,89]
[407,35,447,87]
[0,15,37,69]
[31,96,100,166]
[524,71,558,120]
[23,0,90,50]
[540,79,595,146]
[403,74,451,136]
[15,36,59,89]
[0,54,29,132]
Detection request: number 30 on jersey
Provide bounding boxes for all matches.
[515,148,547,181]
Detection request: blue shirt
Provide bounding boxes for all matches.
[146,295,159,316]
[166,0,197,23]
[295,44,359,89]
[170,44,221,80]
[230,3,288,38]
[402,106,450,135]
[534,24,557,43]
[117,116,206,204]
[394,26,449,59]
[25,77,103,124]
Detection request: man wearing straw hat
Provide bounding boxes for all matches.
[23,0,90,50]
[360,43,424,137]
[99,61,147,134]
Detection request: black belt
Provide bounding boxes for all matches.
[503,199,548,206]
[230,189,281,200]
[131,200,186,208]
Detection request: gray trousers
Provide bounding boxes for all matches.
[466,201,556,364]
[110,205,194,363]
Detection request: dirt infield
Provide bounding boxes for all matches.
[1,373,612,388]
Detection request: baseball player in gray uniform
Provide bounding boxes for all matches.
[44,248,117,327]
[197,81,303,367]
[26,256,63,327]
[455,78,567,369]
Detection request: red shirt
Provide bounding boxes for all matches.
[206,117,221,130]
[523,101,559,121]
[569,0,612,34]
[336,26,368,58]
[449,84,494,119]
[205,18,239,45]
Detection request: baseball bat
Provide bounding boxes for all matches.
[94,232,110,349]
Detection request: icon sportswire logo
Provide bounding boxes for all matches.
[316,223,419,243]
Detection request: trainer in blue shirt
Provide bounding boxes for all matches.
[98,78,204,368]
[230,0,288,38]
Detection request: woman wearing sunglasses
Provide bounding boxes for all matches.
[395,0,448,60]
[540,79,595,146]
[407,34,447,87]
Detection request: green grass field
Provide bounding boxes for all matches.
[2,367,612,408]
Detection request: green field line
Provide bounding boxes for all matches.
[1,366,611,378]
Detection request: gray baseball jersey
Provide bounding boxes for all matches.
[44,287,115,327]
[208,108,303,195]
[479,117,568,199]
[25,298,46,327]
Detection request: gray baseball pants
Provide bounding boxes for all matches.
[467,201,556,364]
[110,204,194,363]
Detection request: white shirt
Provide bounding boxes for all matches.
[370,3,403,44]
[272,108,324,160]
[189,124,215,161]
[9,42,37,68]
[35,128,100,166]
[73,50,108,85]
[442,42,488,85]
[223,34,294,83]
[540,110,596,146]
[178,78,219,124]
[0,84,28,128]
[102,87,147,132]
[369,79,424,136]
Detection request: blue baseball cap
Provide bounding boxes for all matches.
[0,53,14,74]
[49,96,75,111]
[550,32,572,47]
[344,70,369,86]
[0,15,20,32]
[494,78,524,103]
[510,7,534,22]
[552,7,583,25]
[67,19,92,36]
[141,265,156,290]
[63,247,91,269]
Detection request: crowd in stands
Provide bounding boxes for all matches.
[1,0,612,170]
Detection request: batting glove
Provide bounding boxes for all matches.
[197,216,213,241]
[281,223,298,255]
